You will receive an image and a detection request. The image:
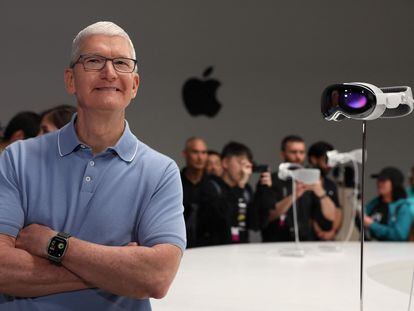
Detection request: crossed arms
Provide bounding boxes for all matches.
[0,224,182,299]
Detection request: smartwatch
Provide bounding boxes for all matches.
[47,232,71,264]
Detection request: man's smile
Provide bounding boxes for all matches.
[94,86,122,92]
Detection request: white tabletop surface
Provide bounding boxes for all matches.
[151,242,414,311]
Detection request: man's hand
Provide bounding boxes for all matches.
[296,181,308,198]
[15,224,56,258]
[307,179,326,198]
[319,230,336,241]
[259,172,272,187]
[363,215,373,228]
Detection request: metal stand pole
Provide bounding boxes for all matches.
[360,121,367,311]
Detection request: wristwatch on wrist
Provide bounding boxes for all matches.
[47,232,71,264]
[318,192,328,200]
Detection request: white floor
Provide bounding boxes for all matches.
[152,242,414,311]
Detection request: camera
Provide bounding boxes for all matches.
[253,164,269,173]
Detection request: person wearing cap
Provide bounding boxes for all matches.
[362,167,413,241]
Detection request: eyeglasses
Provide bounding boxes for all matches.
[71,54,137,73]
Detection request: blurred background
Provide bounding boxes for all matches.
[1,0,413,199]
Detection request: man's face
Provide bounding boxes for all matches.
[309,155,330,175]
[40,114,58,135]
[183,139,208,171]
[206,154,223,177]
[222,155,252,184]
[64,35,139,112]
[281,141,306,164]
[377,179,392,197]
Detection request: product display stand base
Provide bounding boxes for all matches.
[279,244,306,257]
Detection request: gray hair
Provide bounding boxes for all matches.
[70,21,136,69]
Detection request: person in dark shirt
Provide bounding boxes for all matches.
[206,150,223,177]
[258,136,336,242]
[197,142,262,246]
[307,141,342,241]
[181,137,208,248]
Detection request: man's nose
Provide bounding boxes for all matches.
[100,60,118,80]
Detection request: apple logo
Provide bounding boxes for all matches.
[182,66,222,117]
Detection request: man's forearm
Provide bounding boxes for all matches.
[319,196,336,221]
[62,238,181,299]
[332,209,343,232]
[0,239,90,297]
[269,195,295,221]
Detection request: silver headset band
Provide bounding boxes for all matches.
[379,86,414,118]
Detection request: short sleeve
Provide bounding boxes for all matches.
[136,161,186,252]
[0,148,25,237]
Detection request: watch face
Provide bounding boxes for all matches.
[47,236,67,258]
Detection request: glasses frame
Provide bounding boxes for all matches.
[71,54,137,73]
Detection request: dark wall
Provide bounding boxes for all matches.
[1,0,414,198]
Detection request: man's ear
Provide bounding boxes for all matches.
[131,73,140,98]
[221,157,229,170]
[309,155,317,166]
[64,68,76,94]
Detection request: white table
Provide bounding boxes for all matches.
[152,242,414,311]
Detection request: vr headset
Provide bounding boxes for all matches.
[321,82,413,121]
[278,163,320,185]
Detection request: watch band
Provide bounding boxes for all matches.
[318,193,328,200]
[57,232,71,239]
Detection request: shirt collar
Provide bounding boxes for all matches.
[107,120,138,163]
[57,113,138,163]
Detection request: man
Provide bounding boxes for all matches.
[257,135,336,242]
[0,21,186,310]
[206,150,223,177]
[0,111,41,152]
[197,142,261,246]
[307,141,342,241]
[181,137,208,248]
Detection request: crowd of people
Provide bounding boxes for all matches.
[0,105,76,152]
[180,136,414,247]
[1,108,414,248]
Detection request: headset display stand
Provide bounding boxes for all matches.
[279,178,305,257]
[358,121,367,311]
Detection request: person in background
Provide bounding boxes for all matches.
[206,150,223,177]
[257,135,336,242]
[406,166,414,199]
[181,137,208,248]
[197,141,264,246]
[307,141,342,241]
[362,167,412,241]
[0,111,41,152]
[40,105,77,134]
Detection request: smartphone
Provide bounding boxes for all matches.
[253,164,269,173]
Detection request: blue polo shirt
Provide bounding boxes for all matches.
[0,115,186,310]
